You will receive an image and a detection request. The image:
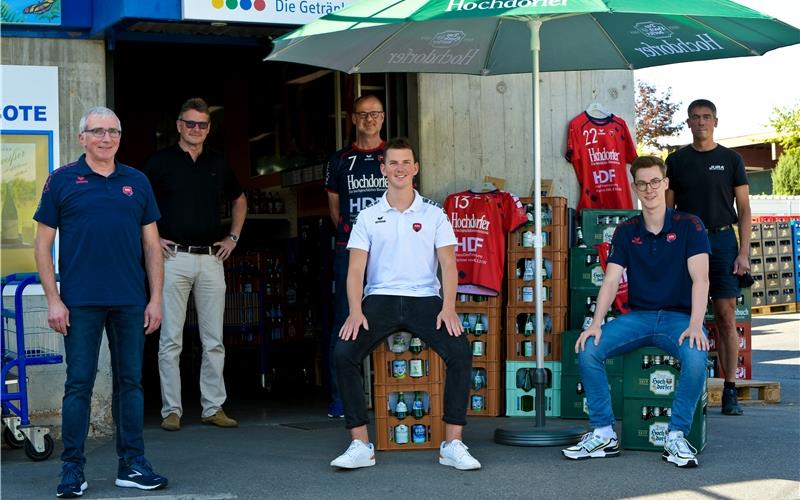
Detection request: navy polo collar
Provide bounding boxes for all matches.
[75,154,128,178]
[634,208,675,238]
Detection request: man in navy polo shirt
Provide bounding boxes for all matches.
[562,156,711,468]
[34,107,168,497]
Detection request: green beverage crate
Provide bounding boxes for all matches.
[505,361,561,417]
[704,292,752,322]
[569,288,623,330]
[621,392,707,452]
[561,373,623,420]
[623,347,708,399]
[580,209,641,247]
[569,247,604,290]
[561,329,623,376]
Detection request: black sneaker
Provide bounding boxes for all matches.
[115,456,168,490]
[562,431,620,460]
[721,387,743,415]
[56,462,87,498]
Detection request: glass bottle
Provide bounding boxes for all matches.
[576,225,587,248]
[473,314,485,336]
[395,392,407,419]
[412,392,424,419]
[523,314,534,337]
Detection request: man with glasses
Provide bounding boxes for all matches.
[666,99,751,416]
[323,95,387,418]
[562,155,711,468]
[143,97,247,431]
[34,107,168,496]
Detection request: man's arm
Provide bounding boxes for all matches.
[665,189,676,209]
[733,184,751,275]
[327,191,340,229]
[142,222,164,335]
[680,253,710,350]
[576,262,623,352]
[339,249,368,341]
[214,192,247,261]
[436,245,463,337]
[34,223,69,335]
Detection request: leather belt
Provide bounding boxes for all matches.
[706,225,732,234]
[170,244,214,255]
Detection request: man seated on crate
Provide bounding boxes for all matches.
[330,137,481,471]
[562,155,711,468]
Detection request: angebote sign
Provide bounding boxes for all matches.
[182,0,356,25]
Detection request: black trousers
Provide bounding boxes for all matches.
[334,295,472,430]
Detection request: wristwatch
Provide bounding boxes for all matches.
[228,233,239,243]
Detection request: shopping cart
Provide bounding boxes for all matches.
[2,273,62,461]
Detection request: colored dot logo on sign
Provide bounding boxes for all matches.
[226,0,238,9]
[240,0,252,9]
[254,0,266,10]
[211,0,224,8]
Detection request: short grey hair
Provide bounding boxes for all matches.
[79,107,121,133]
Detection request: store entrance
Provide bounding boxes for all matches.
[109,39,403,416]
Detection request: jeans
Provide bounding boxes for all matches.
[334,295,471,429]
[326,246,350,402]
[61,306,145,464]
[578,310,708,435]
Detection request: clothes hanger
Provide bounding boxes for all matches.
[585,101,611,119]
[469,181,498,193]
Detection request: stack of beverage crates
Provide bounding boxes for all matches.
[371,333,445,450]
[456,292,503,417]
[794,220,800,305]
[504,197,569,417]
[620,347,707,452]
[704,291,753,380]
[749,217,797,307]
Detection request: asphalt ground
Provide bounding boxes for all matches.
[2,313,798,499]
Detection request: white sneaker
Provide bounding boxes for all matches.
[439,440,481,470]
[330,440,376,469]
[662,431,698,468]
[562,430,620,460]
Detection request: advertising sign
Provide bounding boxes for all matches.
[183,0,355,26]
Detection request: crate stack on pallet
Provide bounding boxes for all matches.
[620,347,708,452]
[793,220,800,307]
[749,218,797,312]
[371,334,445,451]
[504,197,569,417]
[456,293,503,417]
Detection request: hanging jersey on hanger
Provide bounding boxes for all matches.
[444,190,528,296]
[565,112,637,212]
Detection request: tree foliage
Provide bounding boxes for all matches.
[634,80,684,151]
[768,103,800,153]
[771,149,800,195]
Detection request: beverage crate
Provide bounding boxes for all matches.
[506,306,567,336]
[508,277,568,308]
[776,221,792,239]
[765,272,780,288]
[466,360,502,417]
[569,287,624,330]
[621,394,707,452]
[560,329,623,376]
[779,255,794,272]
[778,239,793,255]
[708,348,756,383]
[780,271,795,289]
[505,360,561,390]
[751,272,765,292]
[560,373,623,420]
[373,383,443,420]
[750,257,763,274]
[508,224,569,253]
[506,333,562,362]
[623,347,706,399]
[569,246,605,290]
[374,415,444,451]
[752,290,765,307]
[456,292,502,311]
[763,240,778,256]
[750,222,762,241]
[760,222,777,240]
[580,209,641,246]
[704,321,751,352]
[507,251,568,283]
[704,292,751,322]
[517,196,568,228]
[372,347,444,385]
[505,306,566,362]
[765,289,781,305]
[457,309,502,362]
[783,288,796,304]
[505,387,561,417]
[763,256,778,273]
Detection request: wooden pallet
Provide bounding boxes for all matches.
[707,378,781,406]
[752,303,797,316]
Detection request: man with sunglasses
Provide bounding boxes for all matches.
[144,97,247,432]
[666,99,751,416]
[34,107,168,496]
[562,156,711,468]
[323,95,387,418]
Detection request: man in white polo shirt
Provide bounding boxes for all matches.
[330,138,481,471]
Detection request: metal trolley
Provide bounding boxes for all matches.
[2,273,62,461]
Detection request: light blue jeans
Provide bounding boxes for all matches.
[578,310,708,434]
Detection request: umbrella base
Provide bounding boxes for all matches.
[494,420,586,447]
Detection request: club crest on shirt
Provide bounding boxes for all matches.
[122,186,133,196]
[75,176,88,184]
[631,236,642,245]
[666,232,677,242]
[412,223,422,232]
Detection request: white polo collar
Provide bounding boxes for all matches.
[378,189,423,213]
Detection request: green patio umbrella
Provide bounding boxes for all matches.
[266,0,800,445]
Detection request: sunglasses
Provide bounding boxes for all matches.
[179,119,210,129]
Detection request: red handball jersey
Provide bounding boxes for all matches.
[444,190,528,296]
[565,112,638,212]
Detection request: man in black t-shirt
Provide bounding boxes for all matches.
[323,95,387,418]
[666,99,751,416]
[144,98,247,431]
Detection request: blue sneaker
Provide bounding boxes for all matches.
[56,462,87,498]
[115,456,168,490]
[327,399,344,418]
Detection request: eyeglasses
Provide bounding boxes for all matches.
[83,127,122,139]
[634,178,664,192]
[179,119,210,129]
[353,111,384,120]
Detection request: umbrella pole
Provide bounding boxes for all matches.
[495,19,584,446]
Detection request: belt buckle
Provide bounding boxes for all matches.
[189,245,211,255]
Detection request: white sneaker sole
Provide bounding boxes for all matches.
[662,452,698,468]
[439,457,481,470]
[330,457,376,469]
[562,447,620,460]
[56,480,88,497]
[115,479,167,490]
